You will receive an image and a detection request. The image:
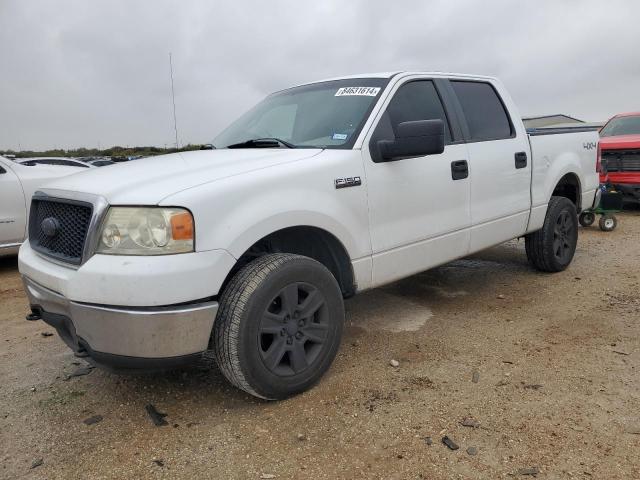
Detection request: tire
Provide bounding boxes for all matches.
[525,196,578,272]
[212,253,344,400]
[599,214,617,232]
[579,211,596,227]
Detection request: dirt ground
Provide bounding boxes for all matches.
[1,212,639,480]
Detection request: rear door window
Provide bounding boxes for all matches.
[451,81,513,141]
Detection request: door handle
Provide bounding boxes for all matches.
[515,151,528,169]
[451,160,468,180]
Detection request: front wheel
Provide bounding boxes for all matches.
[212,253,344,400]
[525,196,578,272]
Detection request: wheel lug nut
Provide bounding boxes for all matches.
[280,328,286,336]
[298,319,305,327]
[295,332,303,340]
[286,337,293,345]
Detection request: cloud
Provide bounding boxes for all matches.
[1,0,639,150]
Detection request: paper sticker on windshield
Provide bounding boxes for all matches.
[335,87,380,97]
[332,133,348,140]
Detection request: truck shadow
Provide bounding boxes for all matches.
[346,239,529,333]
[0,255,18,274]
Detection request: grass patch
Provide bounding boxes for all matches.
[39,389,86,409]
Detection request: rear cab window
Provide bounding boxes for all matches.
[450,80,514,142]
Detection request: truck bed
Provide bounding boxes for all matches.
[526,128,600,232]
[527,125,601,136]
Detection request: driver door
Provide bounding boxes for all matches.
[362,77,471,286]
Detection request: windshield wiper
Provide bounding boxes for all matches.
[226,138,297,149]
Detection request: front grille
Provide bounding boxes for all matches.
[602,149,640,172]
[29,198,93,265]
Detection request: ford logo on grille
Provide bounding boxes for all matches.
[41,217,61,238]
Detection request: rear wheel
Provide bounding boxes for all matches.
[212,253,344,400]
[579,211,596,227]
[525,196,578,272]
[599,214,617,232]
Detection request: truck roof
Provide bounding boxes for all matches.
[291,71,498,89]
[611,111,640,118]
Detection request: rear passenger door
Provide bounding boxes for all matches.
[447,79,531,252]
[362,77,471,286]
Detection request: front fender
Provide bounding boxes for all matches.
[161,150,371,262]
[219,208,362,261]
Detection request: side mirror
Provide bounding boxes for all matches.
[377,119,445,161]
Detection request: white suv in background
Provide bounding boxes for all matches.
[0,156,85,256]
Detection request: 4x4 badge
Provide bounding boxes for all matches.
[334,177,362,189]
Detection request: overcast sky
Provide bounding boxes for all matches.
[1,0,639,151]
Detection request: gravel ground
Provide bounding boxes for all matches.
[1,211,639,479]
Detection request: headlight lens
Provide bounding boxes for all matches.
[96,207,194,255]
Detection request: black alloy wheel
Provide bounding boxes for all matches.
[553,210,576,264]
[258,282,329,376]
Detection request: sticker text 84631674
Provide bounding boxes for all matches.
[335,87,380,97]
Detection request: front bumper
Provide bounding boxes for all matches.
[18,241,236,307]
[23,276,218,371]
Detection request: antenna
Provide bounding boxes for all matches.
[169,52,179,149]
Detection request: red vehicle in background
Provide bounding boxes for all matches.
[599,112,640,203]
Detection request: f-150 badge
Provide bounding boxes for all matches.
[335,177,362,189]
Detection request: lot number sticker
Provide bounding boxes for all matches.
[335,87,380,97]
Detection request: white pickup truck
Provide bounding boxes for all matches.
[0,156,85,257]
[19,72,599,399]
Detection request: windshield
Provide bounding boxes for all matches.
[212,78,389,149]
[600,115,640,137]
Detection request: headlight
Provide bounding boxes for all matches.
[96,207,194,255]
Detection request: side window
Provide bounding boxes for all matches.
[372,81,451,151]
[451,81,513,141]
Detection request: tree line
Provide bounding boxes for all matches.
[0,144,203,159]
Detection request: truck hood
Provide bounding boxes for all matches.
[599,134,640,150]
[42,149,322,204]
